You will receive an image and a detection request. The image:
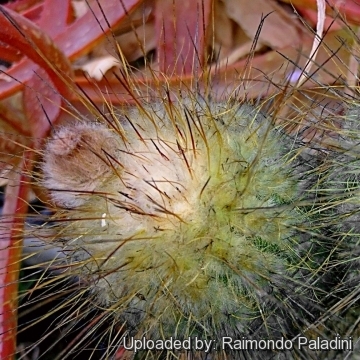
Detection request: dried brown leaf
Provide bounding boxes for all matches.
[223,0,301,49]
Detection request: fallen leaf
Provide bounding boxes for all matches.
[80,55,121,80]
[224,0,302,49]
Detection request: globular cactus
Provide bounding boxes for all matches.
[32,87,359,359]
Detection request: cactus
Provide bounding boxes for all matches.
[34,89,359,359]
